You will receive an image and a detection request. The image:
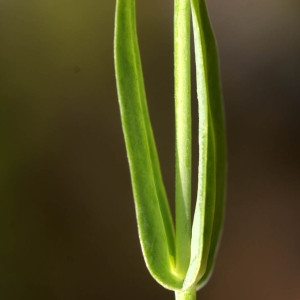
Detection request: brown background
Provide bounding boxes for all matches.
[0,0,299,299]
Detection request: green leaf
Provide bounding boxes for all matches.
[114,0,183,290]
[195,1,226,289]
[182,0,226,290]
[114,0,226,294]
[174,0,192,278]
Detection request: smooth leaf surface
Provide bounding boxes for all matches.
[182,0,226,290]
[194,0,226,289]
[114,0,183,290]
[174,0,192,278]
[114,0,226,294]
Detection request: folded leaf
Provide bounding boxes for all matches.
[182,0,226,290]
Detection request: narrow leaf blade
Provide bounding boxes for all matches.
[183,0,226,289]
[114,0,183,290]
[196,0,226,288]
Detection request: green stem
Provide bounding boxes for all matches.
[175,286,196,300]
[174,0,192,276]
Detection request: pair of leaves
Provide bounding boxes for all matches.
[114,0,226,292]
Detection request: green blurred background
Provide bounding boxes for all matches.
[1,0,300,299]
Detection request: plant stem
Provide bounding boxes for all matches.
[175,286,196,300]
[174,0,192,276]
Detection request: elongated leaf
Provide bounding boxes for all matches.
[182,0,226,290]
[195,0,226,289]
[114,0,183,290]
[174,0,192,278]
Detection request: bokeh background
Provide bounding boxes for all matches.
[1,0,300,299]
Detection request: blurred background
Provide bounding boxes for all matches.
[0,0,299,299]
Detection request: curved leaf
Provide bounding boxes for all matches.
[182,0,226,290]
[195,0,226,288]
[114,0,183,290]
